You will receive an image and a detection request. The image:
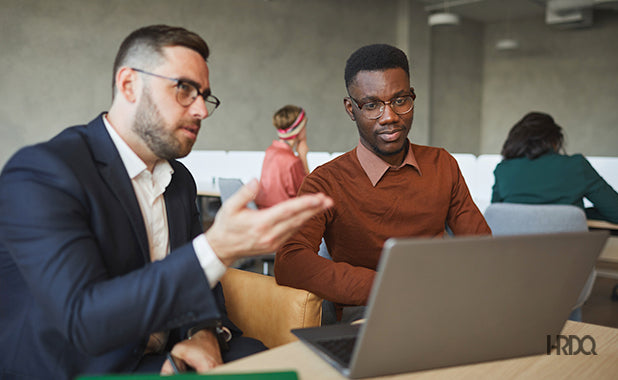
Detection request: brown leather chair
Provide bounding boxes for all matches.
[220,268,322,348]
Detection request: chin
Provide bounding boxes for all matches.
[378,142,406,157]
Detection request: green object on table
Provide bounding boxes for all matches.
[77,370,298,380]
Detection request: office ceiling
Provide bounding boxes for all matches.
[419,0,618,23]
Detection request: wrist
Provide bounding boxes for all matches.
[187,319,221,338]
[204,231,236,267]
[187,320,231,352]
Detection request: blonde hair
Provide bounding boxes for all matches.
[273,105,303,130]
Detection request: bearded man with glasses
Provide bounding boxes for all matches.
[0,25,332,379]
[275,44,491,324]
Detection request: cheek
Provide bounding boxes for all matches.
[358,123,377,139]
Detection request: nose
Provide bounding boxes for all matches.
[189,96,209,120]
[378,102,399,124]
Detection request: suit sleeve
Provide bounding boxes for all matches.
[0,147,222,355]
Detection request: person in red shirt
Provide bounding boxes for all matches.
[255,105,310,209]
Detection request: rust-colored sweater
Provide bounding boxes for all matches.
[275,143,491,307]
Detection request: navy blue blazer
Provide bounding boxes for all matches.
[0,115,236,379]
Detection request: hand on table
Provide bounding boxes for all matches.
[160,329,222,374]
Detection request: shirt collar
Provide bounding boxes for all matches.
[102,114,173,181]
[356,139,421,187]
[272,139,294,152]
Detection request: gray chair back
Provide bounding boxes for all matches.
[218,177,268,274]
[484,203,588,236]
[218,177,257,210]
[484,203,595,309]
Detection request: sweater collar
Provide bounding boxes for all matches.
[355,140,421,186]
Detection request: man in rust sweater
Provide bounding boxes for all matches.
[275,44,491,321]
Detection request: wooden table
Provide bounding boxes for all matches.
[589,220,618,279]
[211,321,617,379]
[588,219,618,233]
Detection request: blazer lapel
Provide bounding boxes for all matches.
[86,114,151,262]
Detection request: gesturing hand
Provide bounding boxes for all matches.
[206,179,333,266]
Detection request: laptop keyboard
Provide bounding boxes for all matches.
[316,336,357,367]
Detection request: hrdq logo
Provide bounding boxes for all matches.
[547,335,597,355]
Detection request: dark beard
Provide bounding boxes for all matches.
[132,89,186,160]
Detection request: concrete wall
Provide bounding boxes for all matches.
[430,19,484,154]
[0,0,432,168]
[480,11,618,156]
[0,0,616,169]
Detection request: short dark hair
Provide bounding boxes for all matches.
[344,44,410,90]
[501,112,565,160]
[112,25,210,98]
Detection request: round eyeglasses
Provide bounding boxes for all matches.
[348,95,415,120]
[131,68,221,116]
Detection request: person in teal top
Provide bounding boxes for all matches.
[492,112,618,224]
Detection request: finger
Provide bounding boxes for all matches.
[264,205,330,248]
[220,179,259,212]
[260,193,332,225]
[258,196,333,249]
[187,355,220,373]
[160,359,173,375]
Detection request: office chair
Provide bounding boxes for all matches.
[218,177,257,209]
[217,178,272,275]
[220,268,322,348]
[484,203,596,321]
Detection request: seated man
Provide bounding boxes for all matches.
[275,44,491,322]
[0,25,332,379]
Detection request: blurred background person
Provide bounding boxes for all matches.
[255,105,310,209]
[492,111,618,224]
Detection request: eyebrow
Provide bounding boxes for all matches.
[358,90,412,102]
[177,77,211,96]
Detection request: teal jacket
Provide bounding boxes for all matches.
[492,153,618,224]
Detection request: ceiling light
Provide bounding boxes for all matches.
[495,38,519,50]
[428,12,461,26]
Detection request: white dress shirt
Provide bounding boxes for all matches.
[103,115,226,287]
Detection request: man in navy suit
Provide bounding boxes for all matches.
[0,25,332,379]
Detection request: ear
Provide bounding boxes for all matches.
[410,87,416,100]
[343,98,356,121]
[115,67,140,103]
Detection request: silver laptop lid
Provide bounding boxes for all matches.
[348,231,608,378]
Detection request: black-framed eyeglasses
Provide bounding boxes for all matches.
[131,68,221,116]
[347,94,415,120]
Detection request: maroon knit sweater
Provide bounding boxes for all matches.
[275,143,491,307]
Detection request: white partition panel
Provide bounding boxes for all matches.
[473,154,503,213]
[307,152,333,172]
[223,151,266,184]
[177,150,228,194]
[451,153,477,192]
[585,156,618,208]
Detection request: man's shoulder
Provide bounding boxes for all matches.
[410,144,456,166]
[309,150,356,176]
[3,116,104,175]
[410,143,450,157]
[300,150,356,192]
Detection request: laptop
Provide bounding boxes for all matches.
[292,231,609,378]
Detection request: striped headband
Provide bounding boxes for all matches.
[277,109,307,140]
